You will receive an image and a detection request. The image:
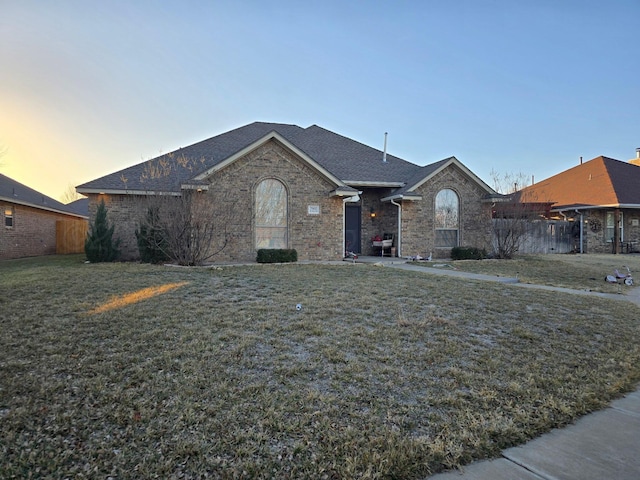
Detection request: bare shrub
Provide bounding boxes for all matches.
[489,170,548,259]
[134,154,238,266]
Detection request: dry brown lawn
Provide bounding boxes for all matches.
[1,254,639,479]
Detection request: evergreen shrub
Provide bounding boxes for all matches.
[85,199,120,262]
[136,207,170,263]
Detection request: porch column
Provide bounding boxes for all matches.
[614,209,621,254]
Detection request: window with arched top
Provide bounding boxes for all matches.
[435,189,459,247]
[255,178,288,249]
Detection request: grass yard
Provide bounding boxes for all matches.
[1,255,640,479]
[436,253,640,293]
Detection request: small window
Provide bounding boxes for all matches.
[4,207,13,228]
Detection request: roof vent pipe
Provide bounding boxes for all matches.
[382,132,388,163]
[580,156,583,165]
[636,147,640,159]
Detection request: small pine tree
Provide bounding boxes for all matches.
[136,207,170,263]
[85,199,120,262]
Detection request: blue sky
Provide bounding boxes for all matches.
[1,0,639,200]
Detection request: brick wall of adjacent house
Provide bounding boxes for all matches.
[0,202,87,260]
[401,164,492,259]
[88,139,347,262]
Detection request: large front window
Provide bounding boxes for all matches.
[435,189,459,247]
[255,179,288,249]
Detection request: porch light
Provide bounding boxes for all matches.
[370,207,377,220]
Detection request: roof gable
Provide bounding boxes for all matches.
[382,157,496,201]
[193,131,347,188]
[519,156,640,209]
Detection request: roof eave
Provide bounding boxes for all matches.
[76,187,181,196]
[343,181,405,188]
[330,186,360,197]
[181,183,210,191]
[552,203,640,211]
[0,196,88,219]
[380,193,422,202]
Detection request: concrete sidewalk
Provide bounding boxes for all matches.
[428,388,640,479]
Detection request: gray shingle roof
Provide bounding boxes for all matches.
[66,198,89,216]
[77,122,427,193]
[388,158,454,197]
[0,173,86,217]
[282,125,421,184]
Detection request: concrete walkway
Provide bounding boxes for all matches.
[351,257,640,479]
[353,256,640,306]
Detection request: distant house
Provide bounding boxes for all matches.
[0,174,88,260]
[77,122,497,262]
[517,155,640,254]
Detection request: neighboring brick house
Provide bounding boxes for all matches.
[0,174,89,260]
[517,155,640,254]
[76,122,497,262]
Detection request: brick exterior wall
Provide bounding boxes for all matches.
[85,147,496,263]
[0,202,87,260]
[90,140,347,262]
[359,188,397,255]
[86,193,147,261]
[400,164,492,259]
[210,140,345,262]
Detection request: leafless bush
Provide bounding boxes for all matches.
[489,170,546,259]
[134,155,237,266]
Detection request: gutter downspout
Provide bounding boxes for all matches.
[558,210,567,222]
[575,210,584,254]
[391,199,402,257]
[342,198,347,257]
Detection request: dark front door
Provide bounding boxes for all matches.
[345,204,361,254]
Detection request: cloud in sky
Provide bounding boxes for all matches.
[1,1,639,200]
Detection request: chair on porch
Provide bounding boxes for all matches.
[372,233,395,256]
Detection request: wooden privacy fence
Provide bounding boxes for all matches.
[492,219,576,254]
[56,219,88,254]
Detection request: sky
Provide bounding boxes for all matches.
[1,0,639,201]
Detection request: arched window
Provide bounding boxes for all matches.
[255,178,288,249]
[435,189,459,247]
